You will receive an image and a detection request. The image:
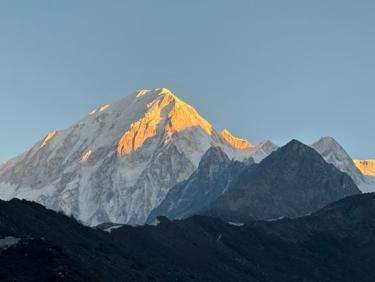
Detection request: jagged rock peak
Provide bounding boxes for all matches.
[199,146,230,166]
[264,139,323,163]
[283,139,314,153]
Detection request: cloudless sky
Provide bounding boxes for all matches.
[0,0,374,163]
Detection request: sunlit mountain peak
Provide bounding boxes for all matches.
[220,129,253,150]
[354,160,375,176]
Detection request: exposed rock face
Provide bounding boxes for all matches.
[0,88,251,226]
[147,147,249,223]
[204,140,361,223]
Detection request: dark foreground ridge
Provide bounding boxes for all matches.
[1,194,375,281]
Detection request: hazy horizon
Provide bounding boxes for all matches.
[1,1,374,162]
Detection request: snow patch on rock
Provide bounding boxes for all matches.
[0,237,20,250]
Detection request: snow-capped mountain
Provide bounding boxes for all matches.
[0,88,252,226]
[247,140,278,163]
[311,137,365,185]
[310,137,375,193]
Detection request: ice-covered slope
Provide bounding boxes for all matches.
[0,88,251,226]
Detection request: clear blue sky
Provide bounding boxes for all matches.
[0,0,374,163]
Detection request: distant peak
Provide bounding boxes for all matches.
[135,88,176,99]
[312,136,343,149]
[261,139,322,164]
[321,136,336,141]
[199,146,230,168]
[311,136,346,154]
[285,139,308,149]
[354,160,375,176]
[278,139,319,157]
[156,87,174,96]
[311,136,365,185]
[317,136,337,143]
[220,129,253,150]
[256,140,277,149]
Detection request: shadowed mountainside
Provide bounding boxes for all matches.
[203,140,361,223]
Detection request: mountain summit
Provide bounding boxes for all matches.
[311,136,365,185]
[0,88,252,225]
[204,139,361,222]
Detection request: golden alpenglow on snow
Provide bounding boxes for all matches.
[117,88,215,156]
[0,88,255,226]
[80,150,92,164]
[1,2,375,280]
[220,129,254,150]
[39,131,57,149]
[354,160,375,176]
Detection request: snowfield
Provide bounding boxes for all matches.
[0,88,253,226]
